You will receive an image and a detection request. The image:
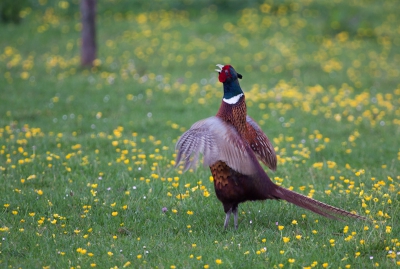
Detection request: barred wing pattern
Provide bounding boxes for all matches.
[175,116,258,176]
[246,116,277,171]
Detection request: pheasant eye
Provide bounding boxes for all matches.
[219,71,227,82]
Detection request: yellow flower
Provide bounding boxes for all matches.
[20,71,29,80]
[291,220,298,225]
[187,210,193,215]
[137,254,142,259]
[203,190,210,197]
[278,225,284,230]
[80,249,87,255]
[288,258,295,263]
[123,261,131,268]
[283,237,290,243]
[215,259,223,265]
[112,211,118,216]
[108,251,113,256]
[322,263,329,268]
[0,227,10,232]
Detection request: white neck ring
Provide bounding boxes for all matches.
[223,93,243,104]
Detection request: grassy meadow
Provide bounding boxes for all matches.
[1,0,399,268]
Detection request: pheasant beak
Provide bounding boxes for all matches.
[215,64,224,73]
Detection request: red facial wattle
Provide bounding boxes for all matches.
[218,65,232,83]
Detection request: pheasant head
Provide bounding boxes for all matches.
[215,64,243,104]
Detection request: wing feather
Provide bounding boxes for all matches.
[246,116,277,171]
[175,116,258,175]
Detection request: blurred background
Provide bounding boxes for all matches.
[1,0,399,162]
[1,0,399,163]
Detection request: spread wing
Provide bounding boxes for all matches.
[246,116,277,171]
[175,116,258,176]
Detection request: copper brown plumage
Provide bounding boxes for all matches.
[175,64,367,229]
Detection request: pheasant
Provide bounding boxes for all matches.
[175,64,367,229]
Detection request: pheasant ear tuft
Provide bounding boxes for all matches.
[237,73,243,79]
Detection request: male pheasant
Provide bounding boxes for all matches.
[175,64,367,229]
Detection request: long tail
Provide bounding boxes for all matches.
[271,185,368,221]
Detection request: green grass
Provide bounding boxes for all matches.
[1,0,399,268]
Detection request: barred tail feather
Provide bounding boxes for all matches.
[272,186,368,221]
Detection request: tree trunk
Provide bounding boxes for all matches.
[80,0,97,67]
